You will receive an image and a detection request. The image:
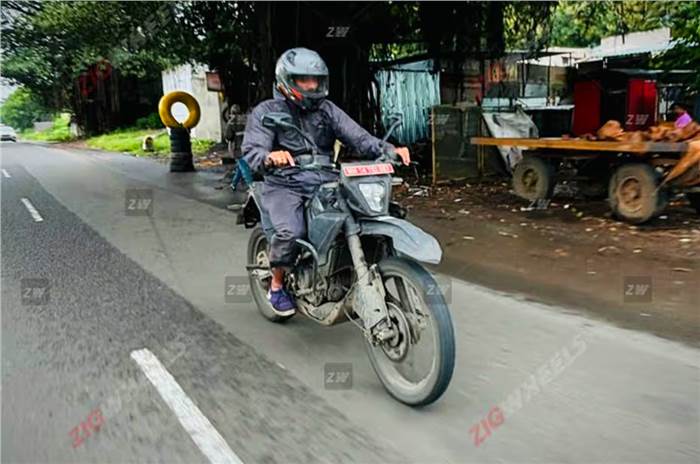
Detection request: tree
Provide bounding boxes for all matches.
[548,1,684,47]
[504,2,557,53]
[655,1,700,92]
[0,87,48,130]
[1,1,184,117]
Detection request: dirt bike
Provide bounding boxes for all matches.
[239,112,455,406]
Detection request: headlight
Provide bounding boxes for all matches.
[358,182,387,212]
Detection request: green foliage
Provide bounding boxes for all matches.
[1,1,184,112]
[546,1,698,91]
[85,129,168,155]
[134,112,164,130]
[655,1,700,92]
[85,128,214,157]
[549,1,684,47]
[504,2,557,52]
[21,114,73,142]
[0,87,48,130]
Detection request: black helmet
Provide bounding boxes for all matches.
[275,48,329,111]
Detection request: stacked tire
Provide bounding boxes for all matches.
[158,91,201,173]
[169,127,194,172]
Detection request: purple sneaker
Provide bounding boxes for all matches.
[267,288,296,316]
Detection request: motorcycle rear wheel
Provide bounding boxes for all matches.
[247,227,294,323]
[366,257,455,406]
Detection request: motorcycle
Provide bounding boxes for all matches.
[239,112,455,406]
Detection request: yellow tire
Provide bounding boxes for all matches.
[158,91,201,129]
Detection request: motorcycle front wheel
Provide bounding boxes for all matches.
[366,257,455,407]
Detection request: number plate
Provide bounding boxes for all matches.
[342,163,394,177]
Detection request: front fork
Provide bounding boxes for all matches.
[343,215,395,343]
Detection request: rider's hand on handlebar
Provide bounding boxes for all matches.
[265,150,296,167]
[394,147,411,166]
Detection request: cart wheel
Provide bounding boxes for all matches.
[608,163,667,224]
[687,193,700,215]
[512,156,555,201]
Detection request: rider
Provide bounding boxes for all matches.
[241,47,410,316]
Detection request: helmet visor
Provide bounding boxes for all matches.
[290,74,329,99]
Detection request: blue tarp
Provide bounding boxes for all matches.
[375,59,441,145]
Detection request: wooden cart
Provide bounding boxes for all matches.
[470,136,700,223]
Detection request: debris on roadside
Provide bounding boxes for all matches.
[672,267,692,273]
[597,245,621,256]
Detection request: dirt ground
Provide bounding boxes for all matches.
[395,180,700,347]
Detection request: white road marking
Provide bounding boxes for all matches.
[130,349,243,464]
[1,169,10,178]
[20,198,44,222]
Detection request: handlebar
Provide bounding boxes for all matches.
[267,161,339,176]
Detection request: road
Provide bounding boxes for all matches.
[1,141,698,463]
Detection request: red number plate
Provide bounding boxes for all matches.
[342,163,394,177]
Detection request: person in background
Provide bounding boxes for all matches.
[672,102,693,129]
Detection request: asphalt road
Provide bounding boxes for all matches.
[1,141,698,464]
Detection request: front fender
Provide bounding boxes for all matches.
[359,216,442,264]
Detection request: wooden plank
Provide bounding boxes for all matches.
[470,137,687,154]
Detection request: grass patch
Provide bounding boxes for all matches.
[85,129,170,156]
[21,113,216,158]
[21,114,74,142]
[85,129,215,157]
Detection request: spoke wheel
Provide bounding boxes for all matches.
[365,257,455,407]
[247,227,293,323]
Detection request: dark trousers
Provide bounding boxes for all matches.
[261,170,338,268]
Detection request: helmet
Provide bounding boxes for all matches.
[275,48,329,111]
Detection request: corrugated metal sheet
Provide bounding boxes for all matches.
[577,43,675,63]
[375,59,441,144]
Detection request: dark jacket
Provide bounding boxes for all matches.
[241,94,394,174]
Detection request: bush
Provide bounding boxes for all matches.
[0,87,49,130]
[20,114,73,142]
[134,112,164,130]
